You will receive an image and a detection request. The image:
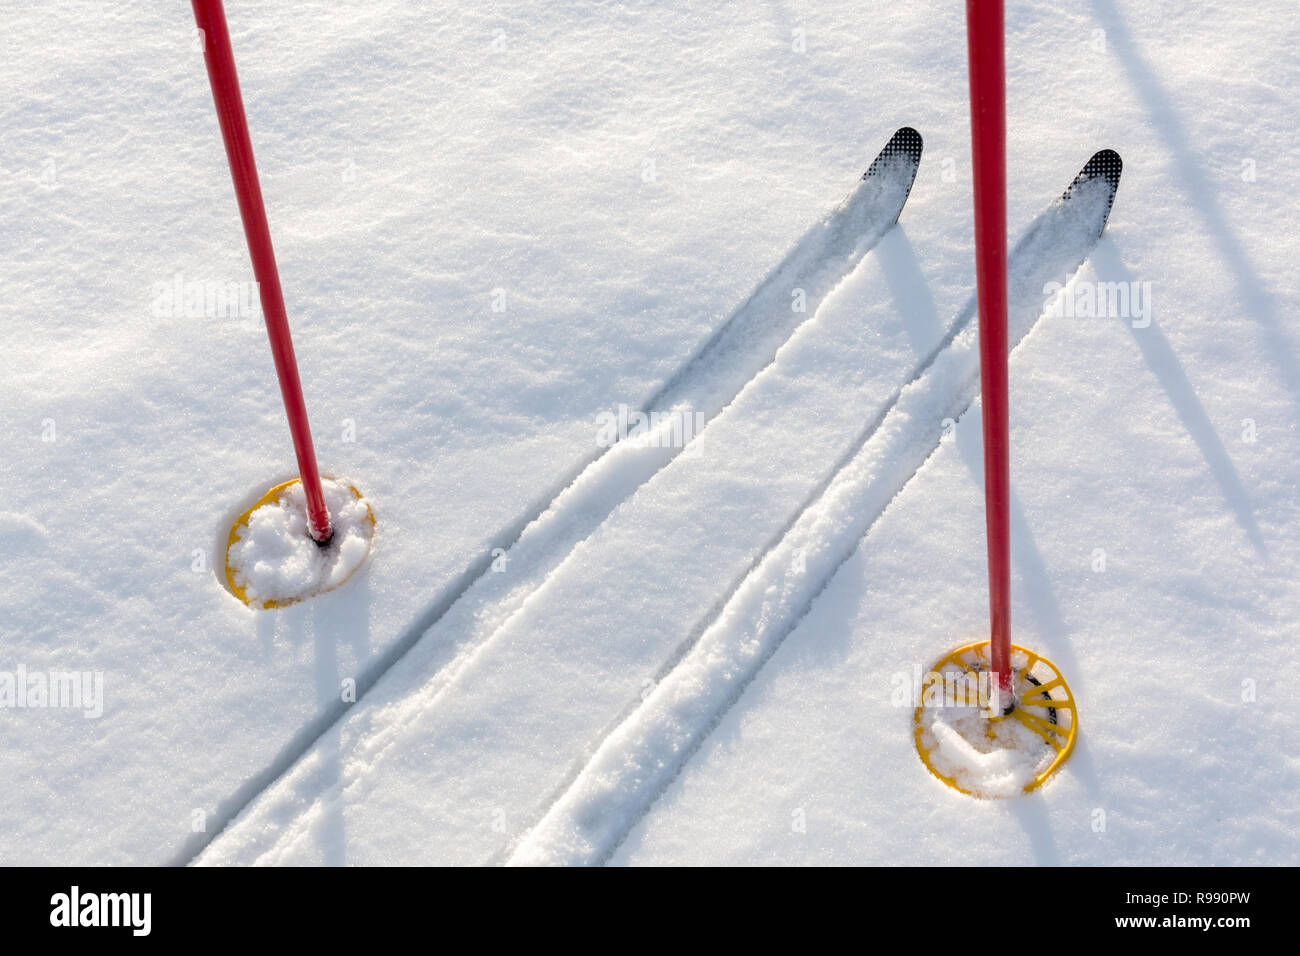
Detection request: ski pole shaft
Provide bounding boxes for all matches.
[192,0,332,544]
[965,0,1012,700]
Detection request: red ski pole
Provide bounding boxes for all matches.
[965,0,1013,708]
[192,0,333,544]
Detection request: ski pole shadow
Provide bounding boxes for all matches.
[174,571,372,866]
[1090,239,1265,556]
[306,573,372,866]
[1008,793,1061,865]
[1089,0,1300,412]
[1008,725,1114,862]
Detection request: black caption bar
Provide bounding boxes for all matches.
[0,865,1281,943]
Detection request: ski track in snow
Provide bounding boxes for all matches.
[184,139,918,863]
[198,162,1115,868]
[507,174,1117,866]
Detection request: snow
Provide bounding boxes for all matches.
[2,0,1298,866]
[227,479,374,606]
[924,713,1044,798]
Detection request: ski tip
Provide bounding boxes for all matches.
[1064,148,1123,217]
[1081,148,1122,191]
[864,126,923,181]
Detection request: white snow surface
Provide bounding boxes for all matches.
[2,0,1298,865]
[228,479,373,605]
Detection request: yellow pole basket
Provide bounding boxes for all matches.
[913,641,1077,798]
[224,477,375,610]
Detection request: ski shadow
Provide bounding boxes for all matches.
[876,227,943,357]
[1090,0,1300,412]
[1090,239,1265,555]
